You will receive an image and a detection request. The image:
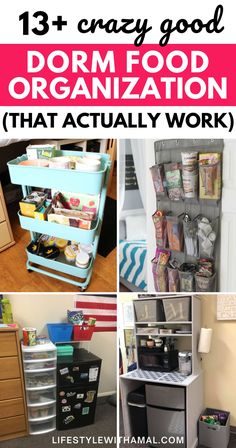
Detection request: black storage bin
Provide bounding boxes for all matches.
[138,347,178,372]
[127,386,147,439]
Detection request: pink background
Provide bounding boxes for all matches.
[0,44,234,106]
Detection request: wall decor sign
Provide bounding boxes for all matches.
[217,295,236,320]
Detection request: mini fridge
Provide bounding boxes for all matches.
[57,348,102,430]
[146,384,186,448]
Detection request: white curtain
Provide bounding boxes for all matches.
[130,139,147,211]
[119,139,126,212]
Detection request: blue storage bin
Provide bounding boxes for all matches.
[18,212,99,244]
[7,151,110,194]
[47,323,73,343]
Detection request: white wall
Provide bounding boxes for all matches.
[118,293,136,373]
[201,295,236,425]
[220,139,236,291]
[8,293,116,396]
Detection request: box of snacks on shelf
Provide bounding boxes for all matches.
[47,207,93,229]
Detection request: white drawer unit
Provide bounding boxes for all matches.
[27,389,56,407]
[22,342,57,435]
[28,403,56,422]
[29,417,56,435]
[24,359,57,372]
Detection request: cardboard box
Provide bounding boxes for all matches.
[48,208,92,229]
[26,144,57,160]
[34,202,51,220]
[51,190,100,219]
[19,191,47,218]
[19,201,39,218]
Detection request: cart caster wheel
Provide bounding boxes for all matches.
[27,269,33,273]
[80,287,86,292]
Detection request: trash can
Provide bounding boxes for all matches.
[199,408,230,448]
[127,386,147,439]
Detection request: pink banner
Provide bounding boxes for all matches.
[0,44,234,106]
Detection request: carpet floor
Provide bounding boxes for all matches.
[0,401,116,448]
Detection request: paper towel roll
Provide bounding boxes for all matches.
[198,328,213,353]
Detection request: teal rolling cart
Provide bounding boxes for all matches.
[8,151,111,291]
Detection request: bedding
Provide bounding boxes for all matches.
[119,239,147,291]
[125,214,146,240]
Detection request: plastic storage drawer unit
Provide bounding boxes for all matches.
[28,403,56,421]
[22,341,57,435]
[24,359,56,372]
[27,389,56,406]
[25,371,56,390]
[22,343,57,361]
[29,416,56,435]
[134,299,165,322]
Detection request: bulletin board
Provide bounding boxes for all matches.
[217,295,236,320]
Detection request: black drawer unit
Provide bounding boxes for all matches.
[56,348,102,430]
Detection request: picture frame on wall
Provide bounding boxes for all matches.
[217,295,236,320]
[124,328,135,347]
[122,302,134,327]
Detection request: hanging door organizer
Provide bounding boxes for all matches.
[150,139,223,293]
[8,150,111,290]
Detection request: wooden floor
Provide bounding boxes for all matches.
[0,170,117,293]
